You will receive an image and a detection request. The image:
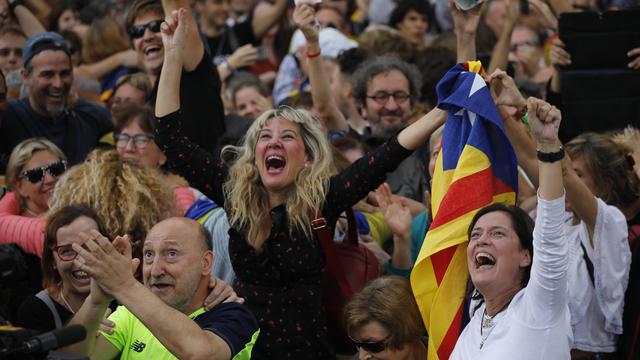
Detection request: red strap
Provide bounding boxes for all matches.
[310,208,358,298]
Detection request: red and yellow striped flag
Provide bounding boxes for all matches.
[410,62,518,359]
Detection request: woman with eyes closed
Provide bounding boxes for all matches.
[450,97,571,359]
[0,138,67,256]
[154,9,447,359]
[15,205,114,332]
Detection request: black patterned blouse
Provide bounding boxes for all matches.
[156,110,413,359]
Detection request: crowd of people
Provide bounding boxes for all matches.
[0,0,638,359]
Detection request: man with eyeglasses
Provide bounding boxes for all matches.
[350,56,430,202]
[508,25,549,83]
[0,31,112,166]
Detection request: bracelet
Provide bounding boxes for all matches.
[536,146,565,163]
[306,50,321,58]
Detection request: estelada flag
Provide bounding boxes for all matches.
[410,62,518,360]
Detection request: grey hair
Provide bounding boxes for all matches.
[351,56,422,105]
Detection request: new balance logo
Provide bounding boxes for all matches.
[130,340,146,352]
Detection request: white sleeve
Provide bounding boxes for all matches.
[591,198,631,334]
[522,194,568,327]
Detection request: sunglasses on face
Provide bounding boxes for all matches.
[20,160,67,184]
[127,19,163,39]
[53,244,78,261]
[350,334,390,353]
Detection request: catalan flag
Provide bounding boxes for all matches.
[410,62,518,360]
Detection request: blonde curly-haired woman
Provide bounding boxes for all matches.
[154,9,446,358]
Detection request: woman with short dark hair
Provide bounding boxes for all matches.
[389,0,434,47]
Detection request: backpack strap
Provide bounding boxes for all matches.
[579,240,595,286]
[35,290,63,329]
[310,209,358,299]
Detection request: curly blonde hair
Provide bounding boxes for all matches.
[222,107,336,244]
[48,149,177,253]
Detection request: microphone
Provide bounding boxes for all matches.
[24,325,86,354]
[0,325,86,356]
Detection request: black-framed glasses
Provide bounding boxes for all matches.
[20,160,67,184]
[53,245,78,261]
[349,334,391,353]
[127,19,163,39]
[366,91,410,105]
[114,133,155,149]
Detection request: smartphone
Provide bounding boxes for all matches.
[454,0,483,11]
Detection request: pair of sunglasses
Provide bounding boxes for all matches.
[350,334,390,353]
[127,19,163,39]
[20,160,67,184]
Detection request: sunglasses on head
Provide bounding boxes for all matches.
[20,160,67,184]
[128,19,163,39]
[350,334,390,353]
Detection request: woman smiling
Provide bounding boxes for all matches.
[154,9,446,358]
[0,138,67,255]
[15,205,110,332]
[450,97,571,359]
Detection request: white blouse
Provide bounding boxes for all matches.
[451,195,573,360]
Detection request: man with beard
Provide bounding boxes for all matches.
[351,56,430,202]
[64,217,259,359]
[0,32,112,166]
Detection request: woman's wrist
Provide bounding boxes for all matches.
[306,42,321,54]
[536,140,562,153]
[456,30,477,40]
[223,59,235,73]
